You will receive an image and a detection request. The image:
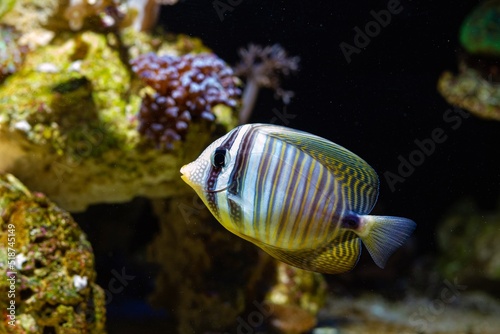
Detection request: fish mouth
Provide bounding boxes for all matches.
[180,164,189,176]
[180,166,190,185]
[180,164,196,187]
[180,164,229,193]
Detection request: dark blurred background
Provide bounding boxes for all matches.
[78,0,500,331]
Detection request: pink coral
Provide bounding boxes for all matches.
[131,52,241,149]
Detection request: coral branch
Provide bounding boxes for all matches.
[235,44,300,124]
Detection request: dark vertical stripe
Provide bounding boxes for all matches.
[275,148,303,247]
[226,125,259,228]
[265,138,287,240]
[299,163,335,248]
[205,126,242,219]
[253,135,274,236]
[287,157,314,245]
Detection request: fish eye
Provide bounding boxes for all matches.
[211,148,230,168]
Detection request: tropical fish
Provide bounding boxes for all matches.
[180,124,416,274]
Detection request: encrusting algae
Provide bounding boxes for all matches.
[0,174,106,333]
[1,1,327,333]
[436,2,500,286]
[265,262,327,334]
[438,0,500,121]
[148,196,274,333]
[0,26,239,211]
[437,198,500,285]
[147,196,328,334]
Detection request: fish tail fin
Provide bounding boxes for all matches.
[357,215,416,268]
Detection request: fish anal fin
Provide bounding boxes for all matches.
[257,231,362,275]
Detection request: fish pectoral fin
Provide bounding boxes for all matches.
[258,232,361,274]
[227,192,255,220]
[359,215,416,268]
[227,192,246,208]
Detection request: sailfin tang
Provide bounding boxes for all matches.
[359,215,416,268]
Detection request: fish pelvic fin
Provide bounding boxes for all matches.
[257,231,362,274]
[357,215,416,268]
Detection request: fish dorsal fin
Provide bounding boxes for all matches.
[256,231,362,274]
[258,124,379,214]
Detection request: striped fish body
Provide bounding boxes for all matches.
[181,124,416,274]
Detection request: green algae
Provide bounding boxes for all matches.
[0,173,106,333]
[437,68,500,121]
[460,0,500,56]
[437,198,500,282]
[0,26,239,211]
[0,0,64,34]
[0,31,135,159]
[0,28,235,160]
[0,0,16,20]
